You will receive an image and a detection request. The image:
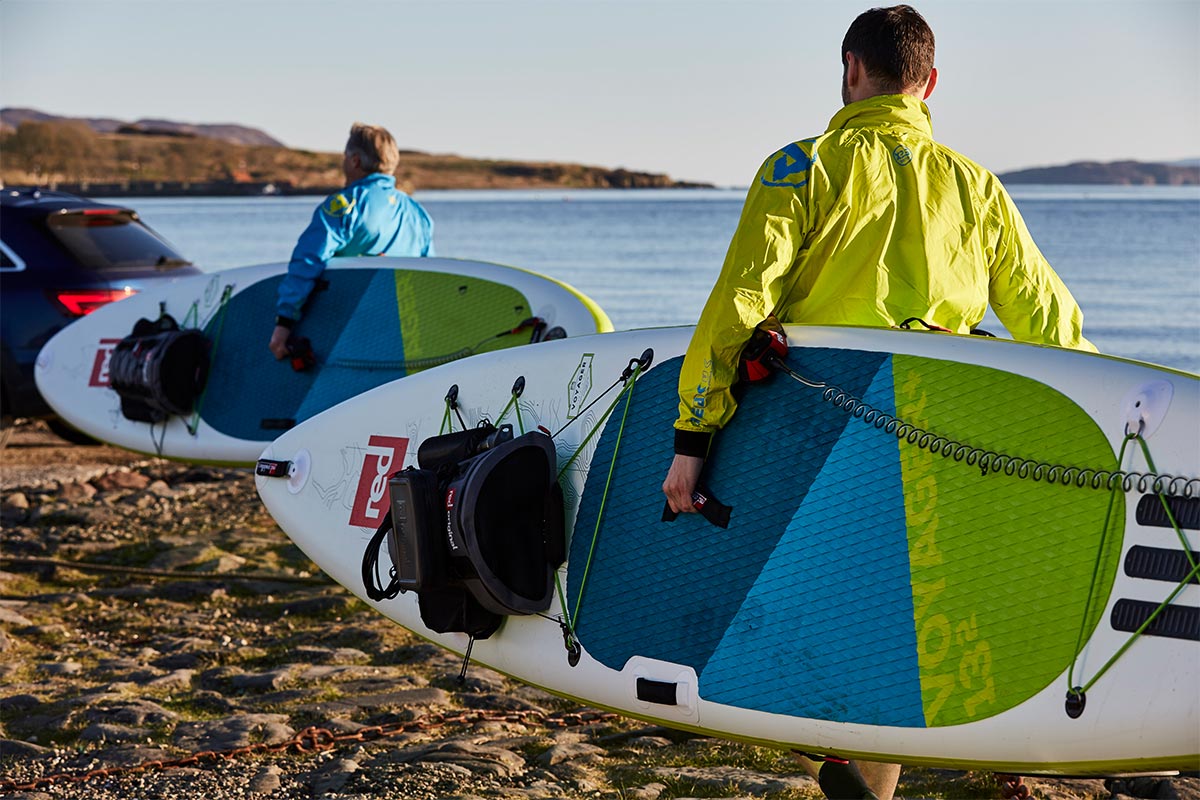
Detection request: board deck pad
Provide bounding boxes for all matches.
[568,348,1124,729]
[200,269,535,440]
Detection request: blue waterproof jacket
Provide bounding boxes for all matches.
[276,173,435,321]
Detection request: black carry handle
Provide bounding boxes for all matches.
[662,485,732,529]
[286,334,316,372]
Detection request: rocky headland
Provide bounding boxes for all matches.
[0,109,709,194]
[998,160,1199,186]
[1,421,1197,800]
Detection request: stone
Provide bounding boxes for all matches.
[537,741,605,766]
[145,669,195,690]
[78,722,146,743]
[229,666,296,691]
[2,492,30,510]
[93,470,150,492]
[0,606,34,626]
[311,757,360,794]
[84,698,177,727]
[248,764,283,793]
[345,687,451,711]
[626,783,668,800]
[0,738,52,758]
[150,651,203,670]
[293,645,371,665]
[146,480,174,497]
[173,713,293,751]
[393,740,527,780]
[196,552,247,573]
[280,595,356,617]
[0,695,41,714]
[38,661,83,676]
[56,481,97,502]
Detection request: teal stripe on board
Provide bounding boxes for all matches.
[201,270,388,440]
[294,269,406,422]
[568,348,892,724]
[699,356,926,727]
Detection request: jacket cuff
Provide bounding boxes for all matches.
[674,429,713,458]
[274,315,297,330]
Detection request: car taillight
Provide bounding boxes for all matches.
[54,288,136,316]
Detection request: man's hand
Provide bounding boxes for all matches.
[268,325,291,360]
[663,454,705,514]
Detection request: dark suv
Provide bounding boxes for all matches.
[1,188,201,438]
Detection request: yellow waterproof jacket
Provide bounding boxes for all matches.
[675,94,1095,443]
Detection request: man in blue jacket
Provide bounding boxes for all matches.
[268,122,435,359]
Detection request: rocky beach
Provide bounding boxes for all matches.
[1,421,1196,800]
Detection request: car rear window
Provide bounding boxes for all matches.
[46,210,189,272]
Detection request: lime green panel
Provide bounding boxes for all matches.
[894,356,1125,727]
[392,271,534,371]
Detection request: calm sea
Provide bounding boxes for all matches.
[107,186,1200,374]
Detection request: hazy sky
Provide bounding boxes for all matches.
[2,0,1197,186]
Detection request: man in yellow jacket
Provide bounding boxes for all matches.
[663,6,1094,798]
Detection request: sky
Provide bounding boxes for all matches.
[1,0,1197,187]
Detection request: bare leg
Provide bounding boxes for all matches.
[854,761,901,800]
[793,756,901,800]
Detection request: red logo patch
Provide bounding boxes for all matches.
[348,435,409,527]
[445,487,456,510]
[88,338,123,387]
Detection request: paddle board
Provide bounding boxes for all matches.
[34,257,611,464]
[256,325,1199,774]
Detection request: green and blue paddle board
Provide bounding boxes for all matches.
[35,257,611,464]
[257,325,1199,774]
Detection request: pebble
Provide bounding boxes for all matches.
[248,764,283,793]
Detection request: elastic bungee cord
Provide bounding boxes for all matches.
[184,285,233,437]
[493,377,527,434]
[142,286,233,455]
[1065,432,1199,717]
[768,354,1200,716]
[555,355,650,652]
[424,350,653,664]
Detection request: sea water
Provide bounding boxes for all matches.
[113,186,1200,373]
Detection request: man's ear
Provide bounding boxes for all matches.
[923,66,938,100]
[845,52,863,90]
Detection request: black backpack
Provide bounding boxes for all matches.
[108,314,209,423]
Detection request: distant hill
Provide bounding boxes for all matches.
[0,109,707,192]
[999,160,1200,186]
[0,108,284,147]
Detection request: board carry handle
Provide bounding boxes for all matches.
[661,484,732,529]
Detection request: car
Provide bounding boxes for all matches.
[1,187,202,442]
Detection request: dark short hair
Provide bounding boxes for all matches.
[841,5,935,93]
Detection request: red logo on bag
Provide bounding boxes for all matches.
[445,487,456,510]
[88,338,123,387]
[348,435,409,527]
